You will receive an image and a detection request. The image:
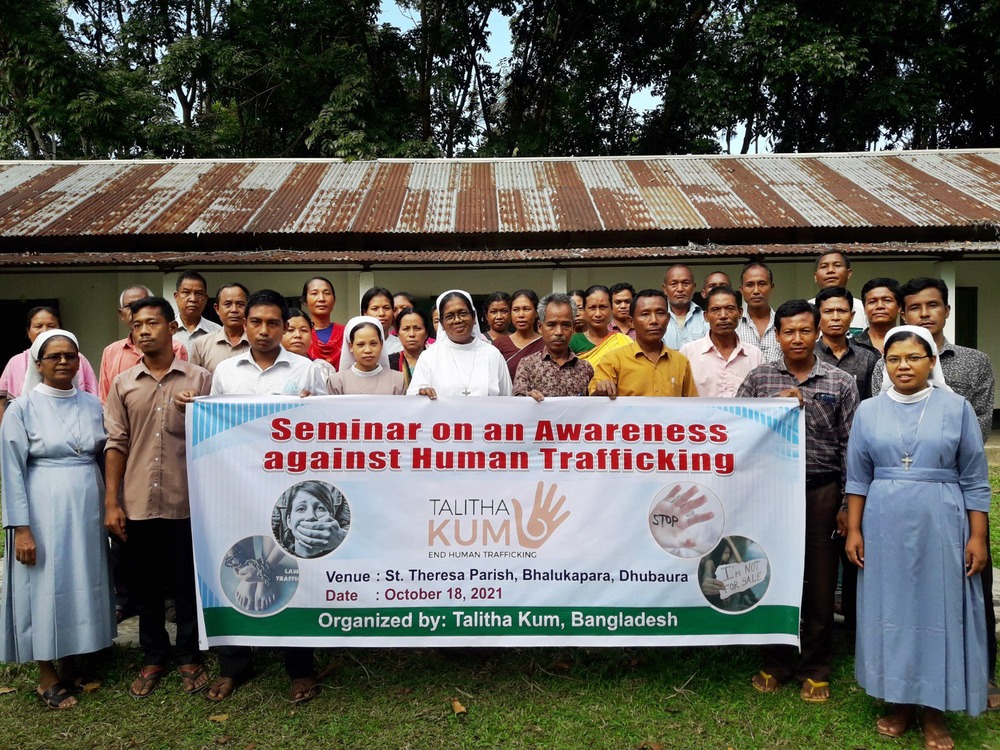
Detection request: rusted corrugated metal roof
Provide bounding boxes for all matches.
[1,151,999,255]
[1,241,995,270]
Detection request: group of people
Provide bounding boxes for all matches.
[0,253,995,748]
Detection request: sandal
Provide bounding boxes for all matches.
[206,676,244,702]
[128,665,165,699]
[178,663,209,695]
[61,675,97,695]
[751,670,781,693]
[800,678,830,703]
[290,676,319,704]
[37,682,77,710]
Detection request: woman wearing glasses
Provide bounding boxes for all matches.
[0,329,114,709]
[845,325,990,747]
[408,290,511,398]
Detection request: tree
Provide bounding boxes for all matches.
[2,0,999,159]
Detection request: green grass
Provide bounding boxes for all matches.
[990,467,1000,561]
[1,476,998,749]
[0,640,997,750]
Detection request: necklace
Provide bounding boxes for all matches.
[447,346,478,396]
[893,390,931,471]
[51,395,84,454]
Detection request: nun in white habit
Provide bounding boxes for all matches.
[407,290,512,398]
[326,316,406,395]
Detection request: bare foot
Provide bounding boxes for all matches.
[290,676,319,704]
[206,676,242,702]
[921,708,954,750]
[876,704,916,737]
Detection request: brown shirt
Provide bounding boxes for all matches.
[189,327,251,373]
[104,358,212,519]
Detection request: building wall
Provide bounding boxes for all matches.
[1,257,997,407]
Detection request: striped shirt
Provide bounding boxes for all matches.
[736,308,781,363]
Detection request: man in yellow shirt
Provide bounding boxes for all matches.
[590,289,698,398]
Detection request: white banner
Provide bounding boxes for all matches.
[188,396,804,647]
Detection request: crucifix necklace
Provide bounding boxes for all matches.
[893,390,931,471]
[51,396,84,454]
[448,347,478,396]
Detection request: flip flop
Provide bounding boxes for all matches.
[128,665,166,699]
[178,664,208,695]
[800,678,830,703]
[37,682,77,710]
[751,670,781,693]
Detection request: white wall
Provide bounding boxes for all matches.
[2,257,997,407]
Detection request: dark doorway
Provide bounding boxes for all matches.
[0,298,61,371]
[955,287,978,349]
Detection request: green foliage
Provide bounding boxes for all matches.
[1,1,999,159]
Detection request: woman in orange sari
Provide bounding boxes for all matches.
[569,285,632,367]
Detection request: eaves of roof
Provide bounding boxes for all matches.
[1,150,998,257]
[2,241,996,271]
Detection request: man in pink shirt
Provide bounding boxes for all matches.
[99,284,188,403]
[680,286,764,397]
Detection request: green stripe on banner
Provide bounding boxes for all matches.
[204,605,798,638]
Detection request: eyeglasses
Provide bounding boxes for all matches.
[885,355,930,366]
[443,310,472,323]
[39,353,79,363]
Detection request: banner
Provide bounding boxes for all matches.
[188,396,804,648]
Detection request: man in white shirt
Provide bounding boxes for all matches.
[808,250,866,335]
[735,261,781,363]
[211,289,327,397]
[661,264,708,348]
[206,288,326,704]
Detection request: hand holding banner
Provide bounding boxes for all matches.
[188,396,804,647]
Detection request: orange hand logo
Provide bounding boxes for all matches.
[512,481,570,548]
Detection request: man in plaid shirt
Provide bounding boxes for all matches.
[738,299,859,704]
